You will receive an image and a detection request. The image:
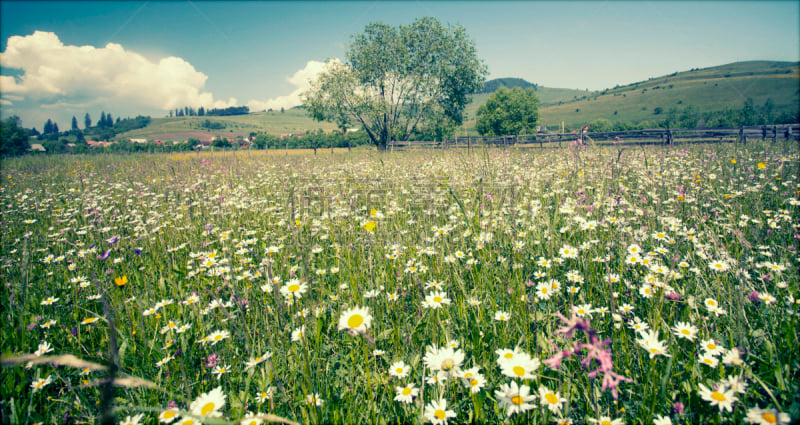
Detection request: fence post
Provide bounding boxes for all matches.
[772,126,777,143]
[738,126,745,145]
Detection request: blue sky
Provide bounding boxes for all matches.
[1,1,798,130]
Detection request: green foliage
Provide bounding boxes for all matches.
[0,116,30,157]
[476,77,537,94]
[201,119,226,130]
[303,17,487,149]
[475,87,539,136]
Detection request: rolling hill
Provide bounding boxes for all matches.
[535,60,799,130]
[119,61,798,140]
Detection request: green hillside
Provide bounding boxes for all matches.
[120,61,798,140]
[536,61,799,129]
[118,109,339,140]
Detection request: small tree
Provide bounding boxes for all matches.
[1,116,30,157]
[84,113,92,129]
[475,87,539,136]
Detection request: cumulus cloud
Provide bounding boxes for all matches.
[246,59,341,112]
[0,31,234,111]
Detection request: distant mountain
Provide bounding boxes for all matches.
[477,78,538,94]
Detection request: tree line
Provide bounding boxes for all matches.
[169,105,250,117]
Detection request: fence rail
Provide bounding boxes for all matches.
[391,124,799,150]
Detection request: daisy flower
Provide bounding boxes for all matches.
[423,399,457,425]
[337,306,372,334]
[495,381,536,416]
[495,347,525,366]
[699,352,720,368]
[189,386,226,418]
[40,296,59,306]
[279,279,308,300]
[636,329,671,359]
[588,415,624,425]
[388,361,410,378]
[158,408,180,423]
[393,383,419,404]
[199,330,230,346]
[671,321,699,341]
[119,414,145,425]
[423,291,451,309]
[212,364,231,379]
[500,351,540,380]
[306,393,323,406]
[291,325,305,342]
[240,412,263,425]
[538,385,566,413]
[423,345,465,378]
[80,317,101,325]
[745,406,791,424]
[494,310,511,321]
[463,372,486,394]
[30,375,52,392]
[698,383,737,412]
[255,387,275,403]
[700,339,724,356]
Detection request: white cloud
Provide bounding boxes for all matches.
[0,31,233,111]
[0,99,12,106]
[246,59,341,112]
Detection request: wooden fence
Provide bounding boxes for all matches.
[390,124,800,150]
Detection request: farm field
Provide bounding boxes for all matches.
[1,141,799,425]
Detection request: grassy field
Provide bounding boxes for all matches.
[1,141,798,425]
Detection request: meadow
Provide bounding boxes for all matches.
[1,140,798,425]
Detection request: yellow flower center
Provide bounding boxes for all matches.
[681,329,690,335]
[707,343,716,350]
[433,296,442,303]
[601,421,612,425]
[513,366,526,376]
[542,288,548,294]
[288,284,300,292]
[650,348,660,354]
[434,410,446,420]
[545,393,559,404]
[214,334,223,340]
[511,395,525,405]
[711,391,726,402]
[347,314,364,328]
[704,358,713,364]
[761,413,777,424]
[470,379,478,386]
[402,387,412,396]
[200,402,215,416]
[504,353,513,359]
[396,368,404,374]
[162,411,175,419]
[441,358,455,370]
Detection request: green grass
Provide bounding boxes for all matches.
[1,142,798,425]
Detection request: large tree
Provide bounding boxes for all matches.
[303,17,487,149]
[475,87,540,136]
